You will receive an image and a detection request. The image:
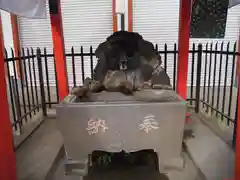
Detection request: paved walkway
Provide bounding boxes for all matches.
[185,114,235,180]
[16,118,63,180]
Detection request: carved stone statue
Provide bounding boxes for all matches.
[71,31,172,99]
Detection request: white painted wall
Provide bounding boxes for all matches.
[1,10,15,122]
[1,10,14,54]
[1,10,14,76]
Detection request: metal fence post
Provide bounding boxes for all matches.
[10,76,21,127]
[37,48,47,117]
[120,13,125,31]
[195,44,203,113]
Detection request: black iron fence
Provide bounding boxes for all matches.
[4,42,240,137]
[199,42,238,124]
[5,48,41,132]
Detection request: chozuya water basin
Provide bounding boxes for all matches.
[56,90,187,178]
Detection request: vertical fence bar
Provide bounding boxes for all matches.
[195,44,203,113]
[71,47,76,87]
[90,46,94,79]
[202,43,208,108]
[27,48,36,114]
[81,46,85,83]
[120,13,125,31]
[164,43,167,71]
[155,44,158,52]
[31,48,39,111]
[228,42,237,124]
[22,49,31,118]
[44,48,51,108]
[53,55,59,103]
[190,43,195,105]
[211,43,218,115]
[18,50,27,121]
[155,44,160,74]
[173,43,177,90]
[206,43,213,113]
[5,50,17,130]
[222,42,230,120]
[216,42,224,116]
[11,48,21,124]
[37,48,46,117]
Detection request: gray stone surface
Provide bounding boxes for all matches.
[184,114,235,180]
[16,118,63,180]
[57,92,186,173]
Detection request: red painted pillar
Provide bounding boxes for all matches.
[236,35,240,84]
[234,34,240,180]
[49,0,69,101]
[112,0,117,32]
[0,15,17,180]
[128,0,133,32]
[176,0,192,99]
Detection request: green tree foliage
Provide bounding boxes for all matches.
[190,0,229,38]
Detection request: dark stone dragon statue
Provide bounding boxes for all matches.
[71,31,172,99]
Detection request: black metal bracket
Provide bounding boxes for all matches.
[49,0,59,15]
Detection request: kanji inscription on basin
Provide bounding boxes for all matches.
[86,118,108,135]
[139,114,159,133]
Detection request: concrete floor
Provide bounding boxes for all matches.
[16,118,63,180]
[185,114,235,180]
